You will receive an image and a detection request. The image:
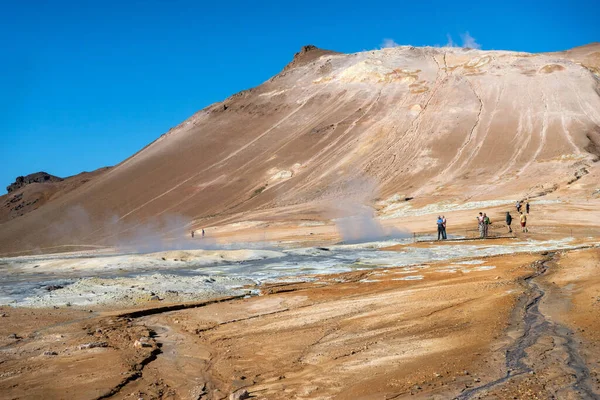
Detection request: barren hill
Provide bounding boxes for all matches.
[1,44,599,254]
[0,168,110,224]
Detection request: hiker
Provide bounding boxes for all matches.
[477,212,485,238]
[191,230,194,238]
[526,201,530,214]
[520,212,528,232]
[202,229,205,238]
[483,213,491,238]
[437,216,444,240]
[506,212,513,233]
[516,201,522,213]
[442,216,447,240]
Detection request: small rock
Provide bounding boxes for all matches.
[45,285,64,291]
[134,339,152,349]
[8,333,19,339]
[0,313,7,317]
[43,351,58,356]
[229,389,250,400]
[474,378,481,382]
[78,342,108,350]
[149,295,161,301]
[464,370,470,375]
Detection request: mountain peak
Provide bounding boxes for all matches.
[282,44,340,72]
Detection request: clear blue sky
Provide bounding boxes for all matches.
[1,0,598,193]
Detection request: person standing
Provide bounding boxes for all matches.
[520,212,528,232]
[516,201,522,213]
[191,230,195,238]
[437,216,444,240]
[526,201,530,214]
[483,213,490,238]
[202,229,205,238]
[506,212,513,233]
[442,216,447,240]
[477,212,485,238]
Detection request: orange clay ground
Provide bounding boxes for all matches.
[1,240,599,399]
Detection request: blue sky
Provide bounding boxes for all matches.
[1,0,598,193]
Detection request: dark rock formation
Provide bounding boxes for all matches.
[6,172,63,193]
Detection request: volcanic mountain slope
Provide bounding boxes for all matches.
[1,44,600,253]
[0,168,110,224]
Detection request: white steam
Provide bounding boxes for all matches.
[326,178,409,243]
[460,32,481,49]
[381,38,400,48]
[445,32,481,49]
[48,205,216,254]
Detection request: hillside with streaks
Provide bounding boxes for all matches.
[1,43,599,253]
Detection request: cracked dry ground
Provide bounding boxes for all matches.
[1,249,599,399]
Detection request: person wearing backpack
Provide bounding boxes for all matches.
[506,212,513,233]
[437,216,444,240]
[442,216,447,240]
[477,212,485,238]
[483,213,491,238]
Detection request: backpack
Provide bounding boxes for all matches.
[484,216,491,224]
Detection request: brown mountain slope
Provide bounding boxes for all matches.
[0,168,110,224]
[1,44,600,254]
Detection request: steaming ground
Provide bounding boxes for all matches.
[1,236,594,308]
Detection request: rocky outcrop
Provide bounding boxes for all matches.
[281,45,340,73]
[1,167,110,224]
[6,172,63,193]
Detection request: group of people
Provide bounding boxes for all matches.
[484,200,531,238]
[516,200,530,214]
[477,212,492,238]
[436,199,532,241]
[191,229,205,238]
[508,200,530,233]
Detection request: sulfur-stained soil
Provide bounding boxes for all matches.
[2,244,599,400]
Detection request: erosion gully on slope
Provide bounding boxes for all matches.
[456,253,597,399]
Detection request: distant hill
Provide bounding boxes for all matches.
[0,168,110,224]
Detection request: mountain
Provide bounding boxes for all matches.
[1,44,599,254]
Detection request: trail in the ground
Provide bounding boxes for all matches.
[456,254,597,399]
